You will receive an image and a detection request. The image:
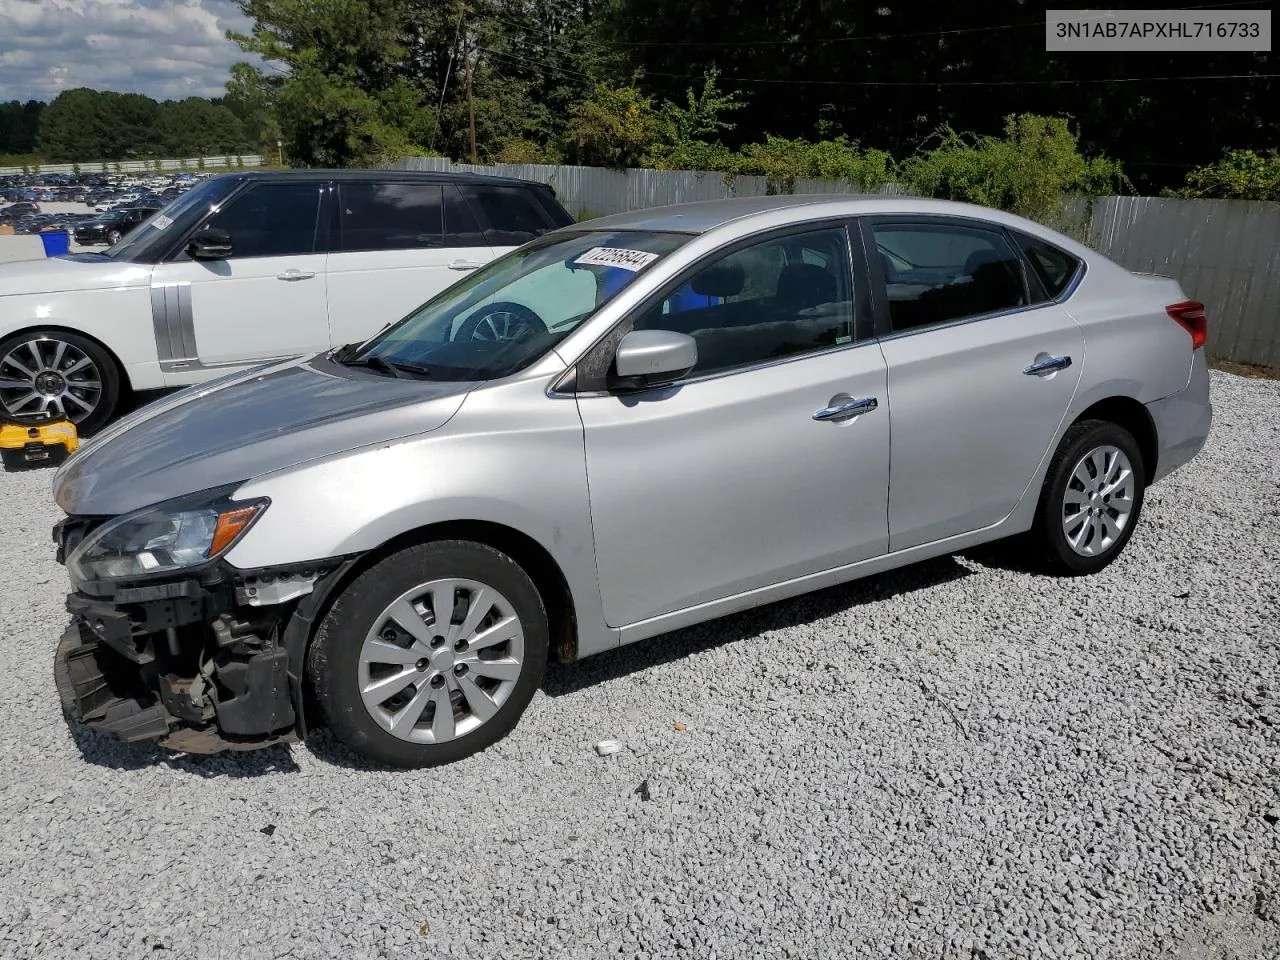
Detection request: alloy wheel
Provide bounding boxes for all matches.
[469,311,534,342]
[357,578,526,744]
[0,337,103,423]
[1061,444,1135,557]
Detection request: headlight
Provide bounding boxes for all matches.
[67,489,268,582]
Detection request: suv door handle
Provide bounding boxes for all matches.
[813,396,878,422]
[277,269,316,282]
[448,259,487,271]
[1023,355,1072,376]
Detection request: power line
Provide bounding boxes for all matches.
[485,47,1277,89]
[484,0,1262,49]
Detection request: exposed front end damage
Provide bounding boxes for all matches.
[53,518,354,753]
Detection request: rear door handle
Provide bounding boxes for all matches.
[276,269,316,282]
[448,259,487,271]
[813,396,878,422]
[1023,355,1072,376]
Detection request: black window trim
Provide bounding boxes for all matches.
[857,213,1079,342]
[159,177,332,263]
[564,217,877,396]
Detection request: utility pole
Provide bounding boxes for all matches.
[464,38,477,164]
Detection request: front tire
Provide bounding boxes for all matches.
[1031,420,1146,575]
[0,330,122,433]
[307,540,549,768]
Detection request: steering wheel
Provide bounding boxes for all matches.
[456,301,547,343]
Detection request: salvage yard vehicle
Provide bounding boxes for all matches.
[73,206,162,247]
[0,169,571,432]
[51,196,1212,768]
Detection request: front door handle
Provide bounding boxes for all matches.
[277,269,316,282]
[448,259,487,271]
[1023,355,1072,376]
[813,395,878,422]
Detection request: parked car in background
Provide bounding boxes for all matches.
[1,200,40,219]
[73,206,162,246]
[49,196,1212,768]
[0,169,572,431]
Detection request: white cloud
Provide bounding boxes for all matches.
[0,0,263,102]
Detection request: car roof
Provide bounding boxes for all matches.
[575,195,1052,236]
[214,168,550,189]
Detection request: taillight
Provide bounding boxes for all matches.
[1167,300,1207,350]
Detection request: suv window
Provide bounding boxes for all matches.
[444,185,487,247]
[1013,231,1082,299]
[338,182,445,252]
[634,226,855,377]
[199,182,322,259]
[872,221,1028,333]
[463,184,559,246]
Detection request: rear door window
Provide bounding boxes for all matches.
[444,185,488,248]
[870,221,1029,333]
[462,184,560,246]
[337,182,444,252]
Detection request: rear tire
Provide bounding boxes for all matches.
[1031,420,1146,576]
[307,540,549,768]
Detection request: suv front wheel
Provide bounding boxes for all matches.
[307,540,550,768]
[0,330,121,433]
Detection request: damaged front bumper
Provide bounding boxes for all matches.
[54,557,354,754]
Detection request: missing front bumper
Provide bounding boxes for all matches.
[54,603,299,755]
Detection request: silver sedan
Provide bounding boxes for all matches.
[52,196,1212,767]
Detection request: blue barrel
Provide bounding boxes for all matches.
[40,230,70,257]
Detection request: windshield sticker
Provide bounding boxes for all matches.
[152,215,174,231]
[573,246,659,271]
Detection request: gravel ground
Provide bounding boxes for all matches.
[1,370,1278,960]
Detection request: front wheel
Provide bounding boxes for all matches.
[0,330,121,433]
[307,540,549,768]
[1031,420,1146,575]
[106,229,122,246]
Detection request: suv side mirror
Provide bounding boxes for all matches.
[611,330,697,391]
[188,227,232,261]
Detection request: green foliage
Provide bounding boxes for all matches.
[1172,149,1280,201]
[898,114,1128,220]
[731,136,895,192]
[566,82,661,168]
[0,101,43,155]
[34,88,250,162]
[490,138,558,164]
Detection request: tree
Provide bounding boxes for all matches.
[229,0,442,166]
[0,100,43,156]
[154,99,251,156]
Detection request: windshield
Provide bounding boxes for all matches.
[349,230,690,381]
[105,178,237,261]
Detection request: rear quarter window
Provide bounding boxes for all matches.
[1014,232,1082,299]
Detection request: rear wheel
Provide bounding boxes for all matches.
[307,540,549,768]
[0,330,121,433]
[1031,420,1146,575]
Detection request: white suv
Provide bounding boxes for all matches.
[0,170,572,431]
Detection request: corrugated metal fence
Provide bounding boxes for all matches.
[1087,196,1280,369]
[394,156,912,216]
[396,157,1278,368]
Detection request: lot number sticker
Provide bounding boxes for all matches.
[152,215,174,230]
[573,246,659,271]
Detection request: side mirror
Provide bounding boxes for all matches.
[611,329,697,391]
[188,227,232,261]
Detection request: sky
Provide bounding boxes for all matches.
[0,0,262,103]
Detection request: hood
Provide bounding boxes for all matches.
[0,254,150,297]
[53,356,475,516]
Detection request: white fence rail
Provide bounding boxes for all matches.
[0,155,264,177]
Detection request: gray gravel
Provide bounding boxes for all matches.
[2,370,1279,960]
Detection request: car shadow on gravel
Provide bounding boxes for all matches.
[66,723,300,777]
[543,554,974,699]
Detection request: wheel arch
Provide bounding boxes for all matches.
[1070,395,1158,484]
